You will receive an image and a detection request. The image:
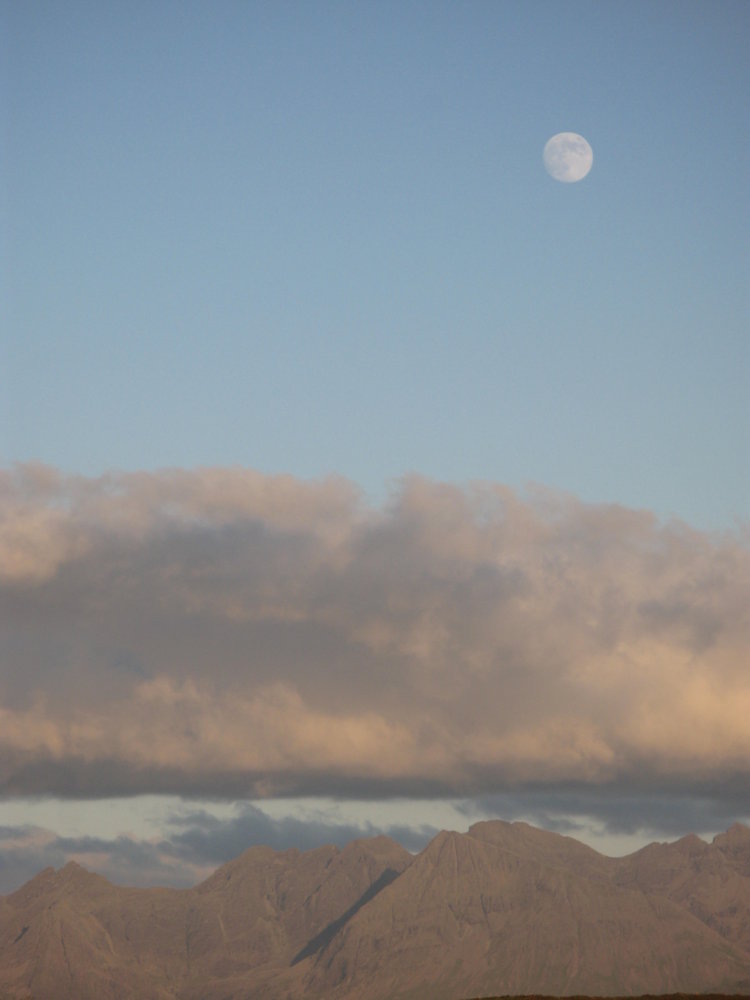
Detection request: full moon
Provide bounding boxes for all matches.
[543,132,593,183]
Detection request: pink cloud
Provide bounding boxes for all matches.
[1,465,748,799]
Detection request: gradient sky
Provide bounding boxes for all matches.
[1,1,748,891]
[4,0,748,526]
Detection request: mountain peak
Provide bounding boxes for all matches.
[673,832,708,854]
[713,821,750,845]
[52,860,112,892]
[467,818,607,869]
[711,822,750,876]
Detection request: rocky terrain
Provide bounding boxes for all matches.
[1,822,749,999]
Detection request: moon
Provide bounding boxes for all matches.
[543,132,593,183]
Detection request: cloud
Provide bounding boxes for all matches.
[0,805,438,894]
[458,786,750,840]
[0,823,211,893]
[160,803,435,865]
[1,464,748,813]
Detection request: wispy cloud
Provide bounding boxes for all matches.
[1,464,748,807]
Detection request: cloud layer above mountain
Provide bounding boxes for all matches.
[2,464,748,806]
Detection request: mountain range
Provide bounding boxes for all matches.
[1,820,749,1000]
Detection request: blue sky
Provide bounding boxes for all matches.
[1,2,749,891]
[3,0,747,527]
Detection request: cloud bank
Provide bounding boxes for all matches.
[1,464,748,807]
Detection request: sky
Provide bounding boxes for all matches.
[1,1,748,892]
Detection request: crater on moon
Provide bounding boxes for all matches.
[544,132,593,183]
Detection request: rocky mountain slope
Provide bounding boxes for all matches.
[1,822,749,1000]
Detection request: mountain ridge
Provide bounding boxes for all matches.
[1,822,749,999]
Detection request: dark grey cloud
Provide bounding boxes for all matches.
[0,807,437,895]
[161,804,436,865]
[460,785,750,840]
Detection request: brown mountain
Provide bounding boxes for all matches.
[1,822,749,999]
[612,824,750,955]
[0,836,411,1000]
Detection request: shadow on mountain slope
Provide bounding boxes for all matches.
[291,866,402,965]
